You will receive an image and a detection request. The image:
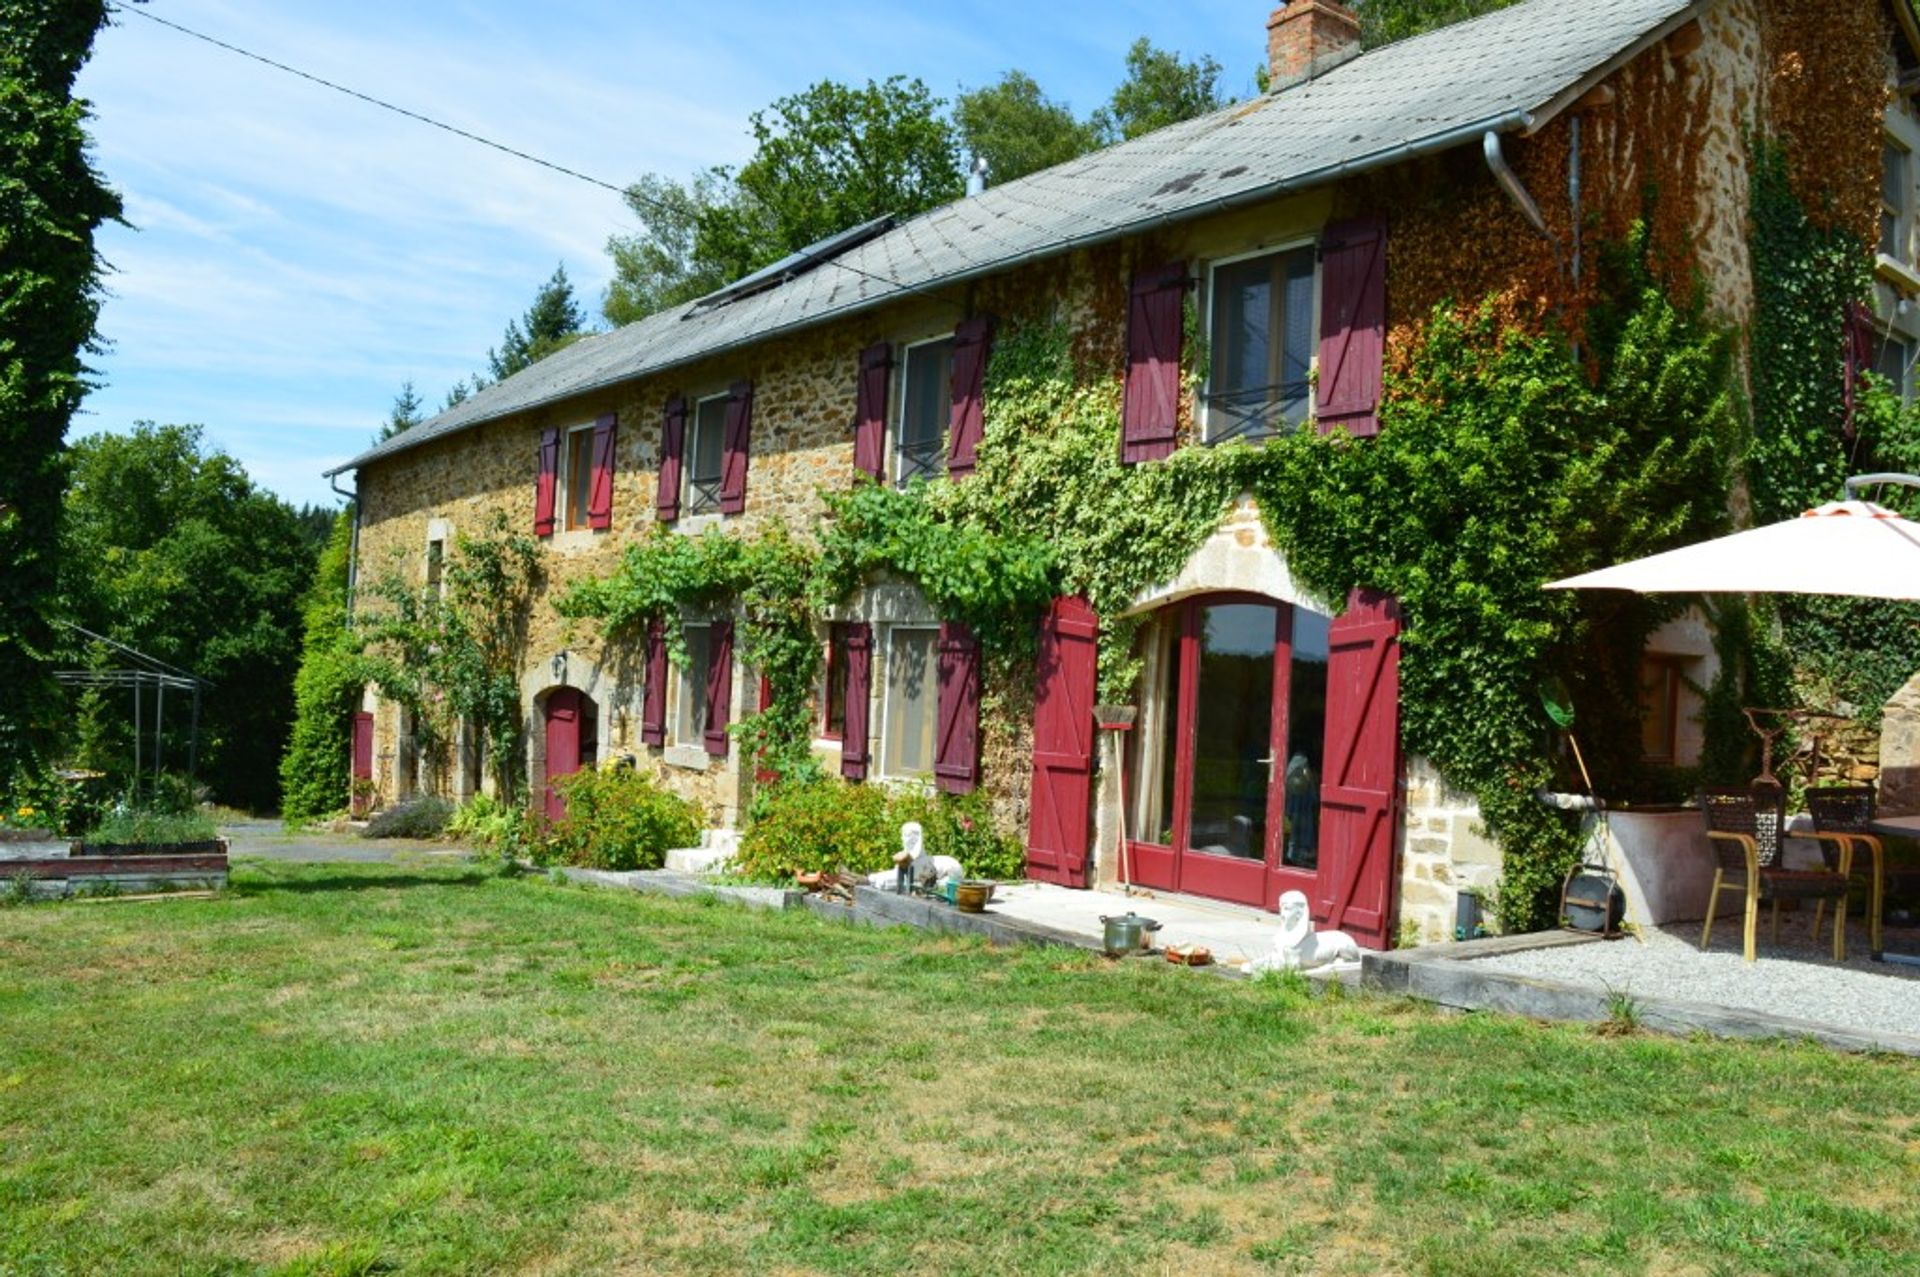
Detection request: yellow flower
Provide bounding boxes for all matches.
[15,806,32,819]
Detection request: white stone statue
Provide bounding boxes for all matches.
[1253,890,1360,972]
[893,821,963,891]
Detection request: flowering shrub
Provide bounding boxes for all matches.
[540,768,703,872]
[738,780,1026,883]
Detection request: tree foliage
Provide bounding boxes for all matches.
[1355,0,1524,49]
[954,71,1102,186]
[279,510,365,825]
[377,379,425,442]
[695,77,962,284]
[60,424,315,811]
[603,172,735,325]
[1095,38,1228,141]
[0,0,121,781]
[486,264,588,381]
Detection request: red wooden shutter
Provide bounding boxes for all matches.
[704,620,734,756]
[754,675,778,785]
[948,318,993,477]
[657,397,686,522]
[641,620,667,746]
[1316,216,1387,438]
[588,412,617,529]
[534,427,560,536]
[841,622,872,780]
[1121,263,1186,463]
[934,621,981,793]
[720,380,754,514]
[854,343,891,481]
[1026,596,1097,886]
[542,687,583,824]
[350,711,374,817]
[1315,588,1402,950]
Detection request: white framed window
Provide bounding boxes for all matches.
[1203,242,1316,443]
[686,394,728,515]
[674,622,715,746]
[425,537,444,598]
[562,423,596,530]
[1878,333,1914,401]
[1885,137,1914,268]
[880,625,938,778]
[896,336,954,485]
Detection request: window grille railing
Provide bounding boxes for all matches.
[896,435,944,486]
[688,475,724,514]
[1202,379,1311,444]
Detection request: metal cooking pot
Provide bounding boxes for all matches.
[1099,912,1161,955]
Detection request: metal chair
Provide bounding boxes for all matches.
[1806,785,1916,959]
[1699,786,1849,962]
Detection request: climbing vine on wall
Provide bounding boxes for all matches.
[557,523,825,788]
[357,511,542,800]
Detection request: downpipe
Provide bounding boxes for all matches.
[329,470,359,624]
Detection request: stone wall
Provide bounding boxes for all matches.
[1398,757,1504,945]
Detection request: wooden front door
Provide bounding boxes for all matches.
[350,711,374,817]
[543,688,584,824]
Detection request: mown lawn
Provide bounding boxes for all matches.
[2,863,1917,1276]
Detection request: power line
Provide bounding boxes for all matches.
[111,3,955,308]
[112,2,626,194]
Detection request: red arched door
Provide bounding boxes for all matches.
[543,688,595,823]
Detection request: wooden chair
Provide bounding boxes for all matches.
[1806,785,1915,959]
[1699,786,1849,962]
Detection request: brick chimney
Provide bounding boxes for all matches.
[1267,0,1363,92]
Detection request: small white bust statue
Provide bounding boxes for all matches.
[893,820,963,891]
[1253,890,1360,972]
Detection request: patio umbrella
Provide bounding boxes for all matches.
[1545,474,1920,601]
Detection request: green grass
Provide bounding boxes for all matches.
[2,862,1917,1275]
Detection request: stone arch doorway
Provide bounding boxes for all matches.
[540,687,599,823]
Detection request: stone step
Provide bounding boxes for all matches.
[664,829,739,876]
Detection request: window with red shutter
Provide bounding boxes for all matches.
[587,412,617,529]
[704,620,734,756]
[641,620,667,747]
[947,318,993,478]
[934,621,981,793]
[1315,217,1387,438]
[719,380,754,514]
[1122,264,1187,463]
[1205,247,1315,442]
[657,398,686,522]
[853,344,891,481]
[534,427,560,536]
[841,622,872,780]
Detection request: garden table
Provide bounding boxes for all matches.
[1866,815,1920,968]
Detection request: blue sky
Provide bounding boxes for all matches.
[75,0,1263,508]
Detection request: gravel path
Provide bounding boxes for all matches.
[1472,912,1920,1040]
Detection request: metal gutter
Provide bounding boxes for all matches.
[326,108,1536,479]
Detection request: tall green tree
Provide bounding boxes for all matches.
[376,379,424,441]
[603,172,735,325]
[0,0,121,782]
[486,264,587,381]
[1094,38,1228,142]
[279,510,364,826]
[954,71,1102,185]
[694,77,963,284]
[60,424,313,811]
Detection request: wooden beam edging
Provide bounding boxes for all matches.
[1362,942,1920,1057]
[3,854,229,879]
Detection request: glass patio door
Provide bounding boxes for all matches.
[1126,595,1330,910]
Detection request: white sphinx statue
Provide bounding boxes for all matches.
[891,821,963,893]
[1252,890,1361,972]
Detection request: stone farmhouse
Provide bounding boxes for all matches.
[328,0,1918,947]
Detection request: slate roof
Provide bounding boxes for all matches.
[329,0,1698,477]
